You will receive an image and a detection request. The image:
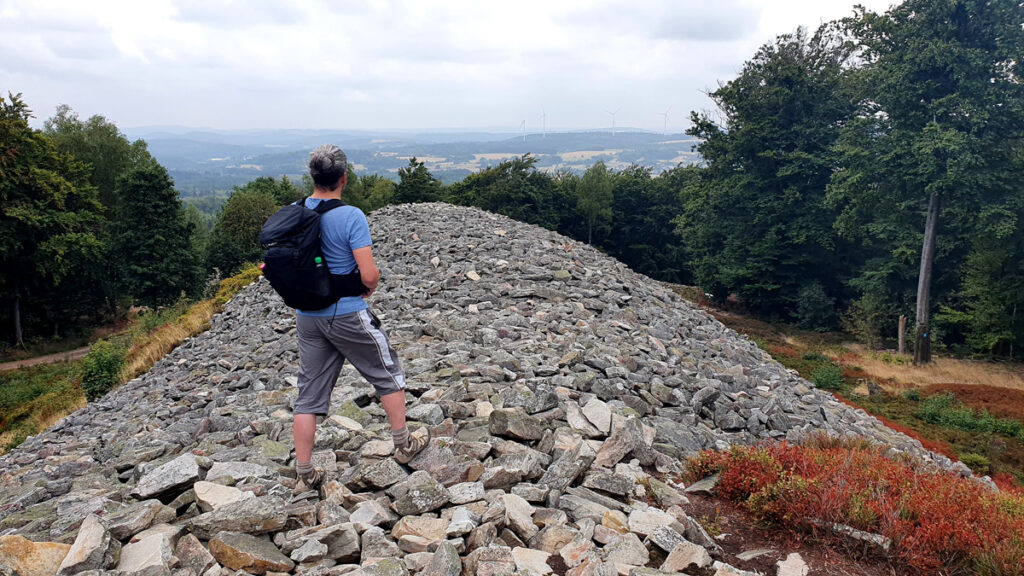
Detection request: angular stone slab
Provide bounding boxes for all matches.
[116,528,173,576]
[131,453,200,499]
[56,514,120,574]
[208,531,294,575]
[419,540,461,576]
[188,496,288,540]
[194,481,254,513]
[488,409,545,441]
[0,535,71,576]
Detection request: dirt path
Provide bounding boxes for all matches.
[0,346,89,372]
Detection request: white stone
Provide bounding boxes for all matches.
[581,399,612,434]
[626,508,675,537]
[193,481,254,513]
[601,533,648,566]
[361,439,395,458]
[776,553,809,576]
[447,482,486,505]
[565,402,601,437]
[330,414,364,431]
[446,507,479,537]
[350,500,396,533]
[501,493,538,541]
[291,539,328,563]
[511,547,552,575]
[116,531,172,575]
[57,514,115,575]
[205,461,271,483]
[661,540,712,572]
[475,402,494,419]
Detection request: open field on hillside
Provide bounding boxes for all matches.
[694,300,1024,488]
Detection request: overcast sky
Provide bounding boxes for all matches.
[0,0,897,133]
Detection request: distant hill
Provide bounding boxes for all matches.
[124,127,700,193]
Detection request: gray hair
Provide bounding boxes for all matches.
[309,144,347,187]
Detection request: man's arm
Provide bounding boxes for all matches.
[352,246,380,297]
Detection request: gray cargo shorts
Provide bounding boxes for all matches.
[295,309,406,415]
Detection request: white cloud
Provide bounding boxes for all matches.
[0,0,899,131]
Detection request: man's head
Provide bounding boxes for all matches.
[309,144,347,190]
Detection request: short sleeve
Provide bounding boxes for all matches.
[347,208,372,250]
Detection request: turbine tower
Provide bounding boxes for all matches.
[539,106,547,139]
[657,106,672,136]
[520,120,526,142]
[606,106,621,136]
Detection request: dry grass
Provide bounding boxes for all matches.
[120,266,262,382]
[835,343,1024,392]
[120,299,215,382]
[0,381,87,452]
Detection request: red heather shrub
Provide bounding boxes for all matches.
[686,436,1024,575]
[684,450,728,483]
[713,444,784,501]
[992,473,1024,496]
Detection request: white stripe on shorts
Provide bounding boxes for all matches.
[359,309,395,368]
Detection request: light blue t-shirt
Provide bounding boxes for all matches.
[296,198,372,317]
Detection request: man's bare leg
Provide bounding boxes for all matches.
[380,391,407,430]
[293,413,317,463]
[293,413,321,488]
[381,390,428,463]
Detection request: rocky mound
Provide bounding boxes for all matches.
[0,204,964,576]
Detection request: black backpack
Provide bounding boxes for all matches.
[259,197,367,310]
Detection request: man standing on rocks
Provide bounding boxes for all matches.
[292,144,428,489]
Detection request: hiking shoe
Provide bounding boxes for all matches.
[296,467,325,491]
[395,430,429,464]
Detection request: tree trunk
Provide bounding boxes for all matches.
[898,315,906,355]
[14,277,23,348]
[914,192,939,365]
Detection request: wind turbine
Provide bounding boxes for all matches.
[657,106,672,136]
[520,120,526,142]
[606,106,621,136]
[539,106,546,139]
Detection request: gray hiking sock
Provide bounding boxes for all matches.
[392,426,409,450]
[296,461,314,475]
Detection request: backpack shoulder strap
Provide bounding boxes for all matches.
[302,196,346,215]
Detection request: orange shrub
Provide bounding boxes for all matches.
[685,437,1024,574]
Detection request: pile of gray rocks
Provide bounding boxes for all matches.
[0,204,966,576]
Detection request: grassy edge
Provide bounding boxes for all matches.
[0,265,262,455]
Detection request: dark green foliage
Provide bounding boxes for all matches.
[830,0,1024,355]
[0,94,105,347]
[234,175,304,207]
[675,27,854,318]
[394,158,443,204]
[206,188,278,275]
[446,155,572,231]
[915,392,1024,440]
[796,282,836,332]
[80,339,125,401]
[43,105,154,212]
[577,161,613,244]
[114,164,202,306]
[958,453,990,475]
[810,364,844,390]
